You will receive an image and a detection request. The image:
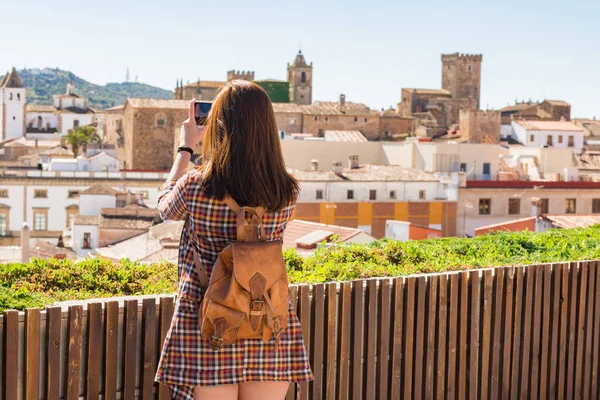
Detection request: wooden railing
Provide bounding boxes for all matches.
[2,260,600,399]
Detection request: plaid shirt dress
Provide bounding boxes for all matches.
[154,170,313,399]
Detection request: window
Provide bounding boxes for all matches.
[325,116,328,122]
[9,93,12,100]
[468,65,472,72]
[539,198,549,214]
[547,135,553,146]
[316,189,323,200]
[460,163,467,172]
[73,120,79,128]
[593,199,600,214]
[364,118,368,123]
[301,72,306,83]
[558,135,563,144]
[101,165,109,172]
[389,190,396,200]
[347,190,354,200]
[82,232,92,249]
[17,93,20,100]
[479,199,491,215]
[0,189,7,198]
[354,117,358,122]
[530,134,535,142]
[67,190,79,198]
[419,190,426,200]
[0,212,7,236]
[508,198,520,215]
[289,118,296,125]
[568,136,574,147]
[138,190,149,199]
[66,205,78,228]
[46,122,51,129]
[369,190,377,200]
[565,198,576,214]
[33,210,47,231]
[34,189,48,198]
[314,116,318,121]
[157,118,165,127]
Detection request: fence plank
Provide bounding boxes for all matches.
[548,264,562,400]
[557,264,569,400]
[509,267,524,399]
[468,270,480,400]
[480,270,493,400]
[3,310,19,400]
[574,262,587,399]
[591,262,600,399]
[414,276,427,400]
[85,303,102,400]
[364,280,377,400]
[566,262,578,399]
[457,272,469,399]
[123,300,138,400]
[311,284,325,400]
[104,301,119,400]
[376,279,391,400]
[403,277,416,400]
[446,274,458,400]
[352,280,365,400]
[490,268,504,400]
[325,282,337,400]
[389,277,404,400]
[337,282,352,400]
[45,306,62,400]
[436,274,448,400]
[287,287,299,400]
[25,308,41,400]
[501,268,514,400]
[539,264,553,400]
[141,298,157,400]
[297,286,311,400]
[158,296,175,400]
[66,305,83,400]
[519,265,535,400]
[529,265,544,400]
[583,262,595,400]
[425,275,438,400]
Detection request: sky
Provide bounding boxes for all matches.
[1,0,598,118]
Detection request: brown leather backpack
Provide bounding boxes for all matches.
[193,196,290,351]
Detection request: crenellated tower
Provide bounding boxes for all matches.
[441,53,483,109]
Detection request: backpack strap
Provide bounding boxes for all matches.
[223,195,266,241]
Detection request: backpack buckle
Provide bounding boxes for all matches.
[209,335,224,350]
[250,300,265,315]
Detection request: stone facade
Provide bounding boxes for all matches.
[287,51,313,105]
[500,100,571,124]
[441,53,483,109]
[459,110,501,144]
[540,100,571,121]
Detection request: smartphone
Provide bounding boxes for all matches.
[194,101,212,126]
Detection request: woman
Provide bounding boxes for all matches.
[154,80,313,400]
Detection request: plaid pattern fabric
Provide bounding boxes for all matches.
[154,171,313,398]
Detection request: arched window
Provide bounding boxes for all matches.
[301,72,306,83]
[17,93,20,100]
[9,93,13,100]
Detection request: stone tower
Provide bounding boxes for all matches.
[0,67,26,141]
[287,50,312,105]
[441,53,482,109]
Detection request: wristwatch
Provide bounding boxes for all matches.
[177,146,194,156]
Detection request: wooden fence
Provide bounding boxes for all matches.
[2,260,600,399]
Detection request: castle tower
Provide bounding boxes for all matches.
[227,70,255,82]
[0,67,26,140]
[287,50,313,105]
[441,53,482,109]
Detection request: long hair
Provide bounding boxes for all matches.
[197,80,299,211]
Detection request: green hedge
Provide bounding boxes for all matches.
[2,226,600,312]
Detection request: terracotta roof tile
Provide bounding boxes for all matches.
[324,130,367,143]
[26,104,58,113]
[283,220,364,249]
[0,68,24,88]
[515,120,584,132]
[543,214,600,229]
[80,184,122,196]
[183,80,225,89]
[289,164,439,182]
[127,98,190,109]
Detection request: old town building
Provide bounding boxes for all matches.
[0,68,26,141]
[499,100,571,125]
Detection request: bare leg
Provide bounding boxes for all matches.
[193,383,239,400]
[238,382,290,400]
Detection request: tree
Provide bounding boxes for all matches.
[65,126,101,157]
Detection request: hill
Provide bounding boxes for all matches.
[18,68,173,110]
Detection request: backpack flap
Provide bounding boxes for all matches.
[200,300,244,350]
[231,240,285,293]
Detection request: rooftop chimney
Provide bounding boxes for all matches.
[339,94,346,109]
[332,161,343,175]
[310,159,319,171]
[349,155,359,169]
[21,222,30,262]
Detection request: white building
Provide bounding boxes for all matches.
[512,120,585,155]
[25,82,97,139]
[0,68,26,141]
[48,152,120,173]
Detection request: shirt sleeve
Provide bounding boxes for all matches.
[157,174,191,221]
